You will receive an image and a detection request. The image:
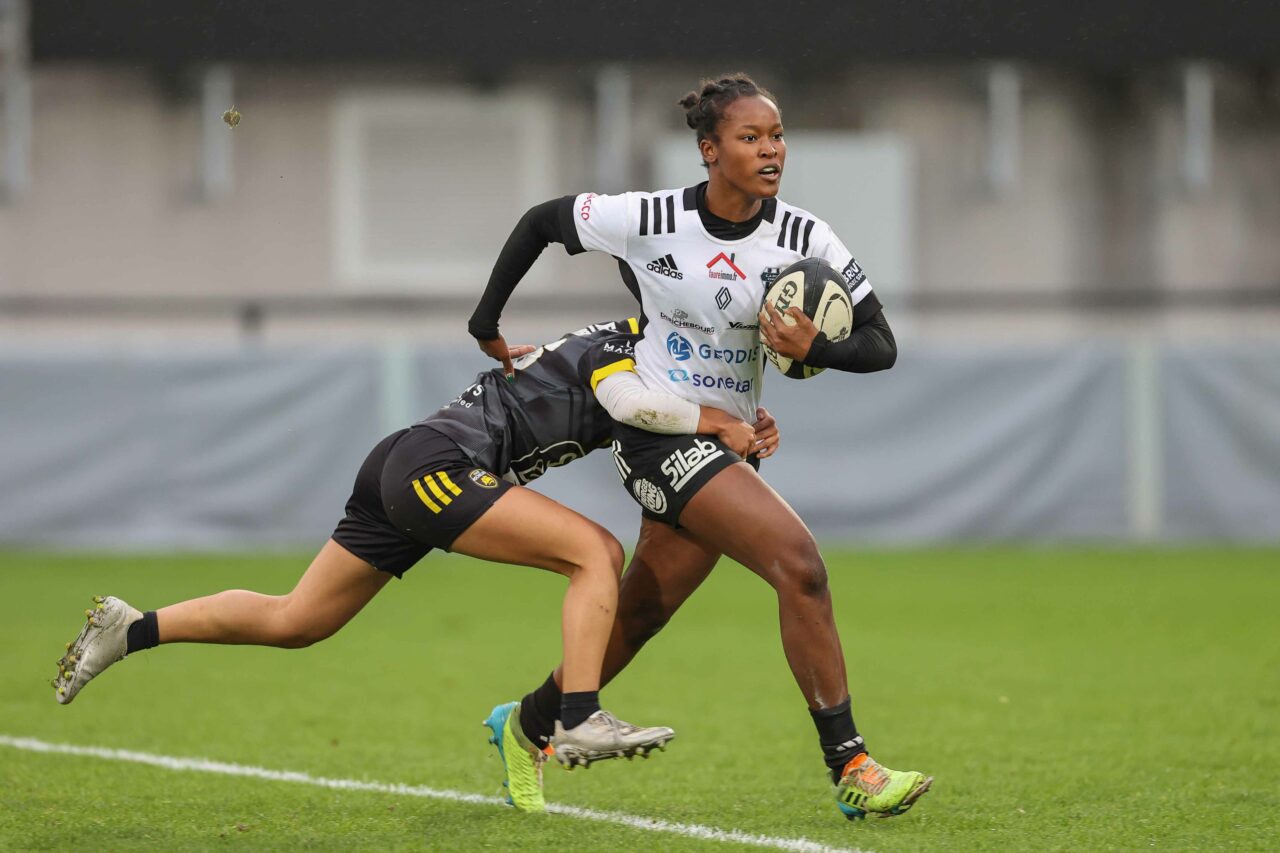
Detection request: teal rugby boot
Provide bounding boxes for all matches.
[484,701,548,812]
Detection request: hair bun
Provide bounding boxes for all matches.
[676,73,777,152]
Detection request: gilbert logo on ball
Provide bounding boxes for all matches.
[760,258,855,380]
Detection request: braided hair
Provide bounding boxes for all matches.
[678,73,779,163]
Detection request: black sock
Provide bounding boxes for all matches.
[811,698,866,782]
[559,691,600,731]
[125,611,159,656]
[518,672,563,748]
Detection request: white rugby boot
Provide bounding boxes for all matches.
[53,595,141,705]
[550,710,675,768]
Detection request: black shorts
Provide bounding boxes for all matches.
[331,426,514,577]
[609,423,757,527]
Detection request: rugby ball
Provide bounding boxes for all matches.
[760,258,854,379]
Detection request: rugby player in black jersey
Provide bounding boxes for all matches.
[472,74,932,821]
[52,318,768,803]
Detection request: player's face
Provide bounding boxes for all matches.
[701,95,786,201]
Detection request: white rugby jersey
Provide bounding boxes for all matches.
[565,185,877,422]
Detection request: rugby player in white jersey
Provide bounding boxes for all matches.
[472,74,931,821]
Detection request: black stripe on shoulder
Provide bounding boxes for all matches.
[801,219,815,256]
[789,215,802,251]
[761,198,778,223]
[682,185,698,211]
[615,257,642,304]
[639,197,649,236]
[664,195,676,233]
[559,195,586,255]
[777,211,791,248]
[652,196,663,234]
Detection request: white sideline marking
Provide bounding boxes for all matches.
[0,735,870,853]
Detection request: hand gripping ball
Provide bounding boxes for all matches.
[760,258,855,379]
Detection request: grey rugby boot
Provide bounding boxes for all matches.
[550,710,675,768]
[53,596,141,705]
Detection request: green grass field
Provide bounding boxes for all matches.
[1,548,1277,851]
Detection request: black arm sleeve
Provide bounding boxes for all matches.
[803,309,897,373]
[467,196,578,340]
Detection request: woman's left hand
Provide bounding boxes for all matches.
[477,335,536,380]
[758,301,818,362]
[750,406,780,459]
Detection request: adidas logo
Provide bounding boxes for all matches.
[646,254,683,279]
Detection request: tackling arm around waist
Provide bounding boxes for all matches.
[593,370,703,434]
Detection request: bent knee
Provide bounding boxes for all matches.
[776,541,829,599]
[602,533,625,576]
[561,525,625,578]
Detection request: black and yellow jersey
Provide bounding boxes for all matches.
[418,318,640,485]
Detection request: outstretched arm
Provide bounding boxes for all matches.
[469,197,573,341]
[468,198,578,377]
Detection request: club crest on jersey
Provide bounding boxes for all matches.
[469,469,499,489]
[841,258,867,287]
[666,332,693,361]
[761,266,782,286]
[706,252,746,281]
[647,254,683,279]
[660,439,726,493]
[715,287,732,310]
[659,309,716,334]
[632,478,668,514]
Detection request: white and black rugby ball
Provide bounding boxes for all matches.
[760,258,855,379]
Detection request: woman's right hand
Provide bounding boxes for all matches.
[751,407,780,459]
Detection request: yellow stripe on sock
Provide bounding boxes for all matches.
[412,479,442,513]
[423,473,452,505]
[436,471,463,496]
[627,317,639,334]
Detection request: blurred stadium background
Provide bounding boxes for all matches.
[1,1,1278,548]
[3,6,1279,851]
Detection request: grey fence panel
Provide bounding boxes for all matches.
[1162,345,1280,540]
[754,343,1130,541]
[1,354,167,546]
[1,342,1276,548]
[0,349,384,549]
